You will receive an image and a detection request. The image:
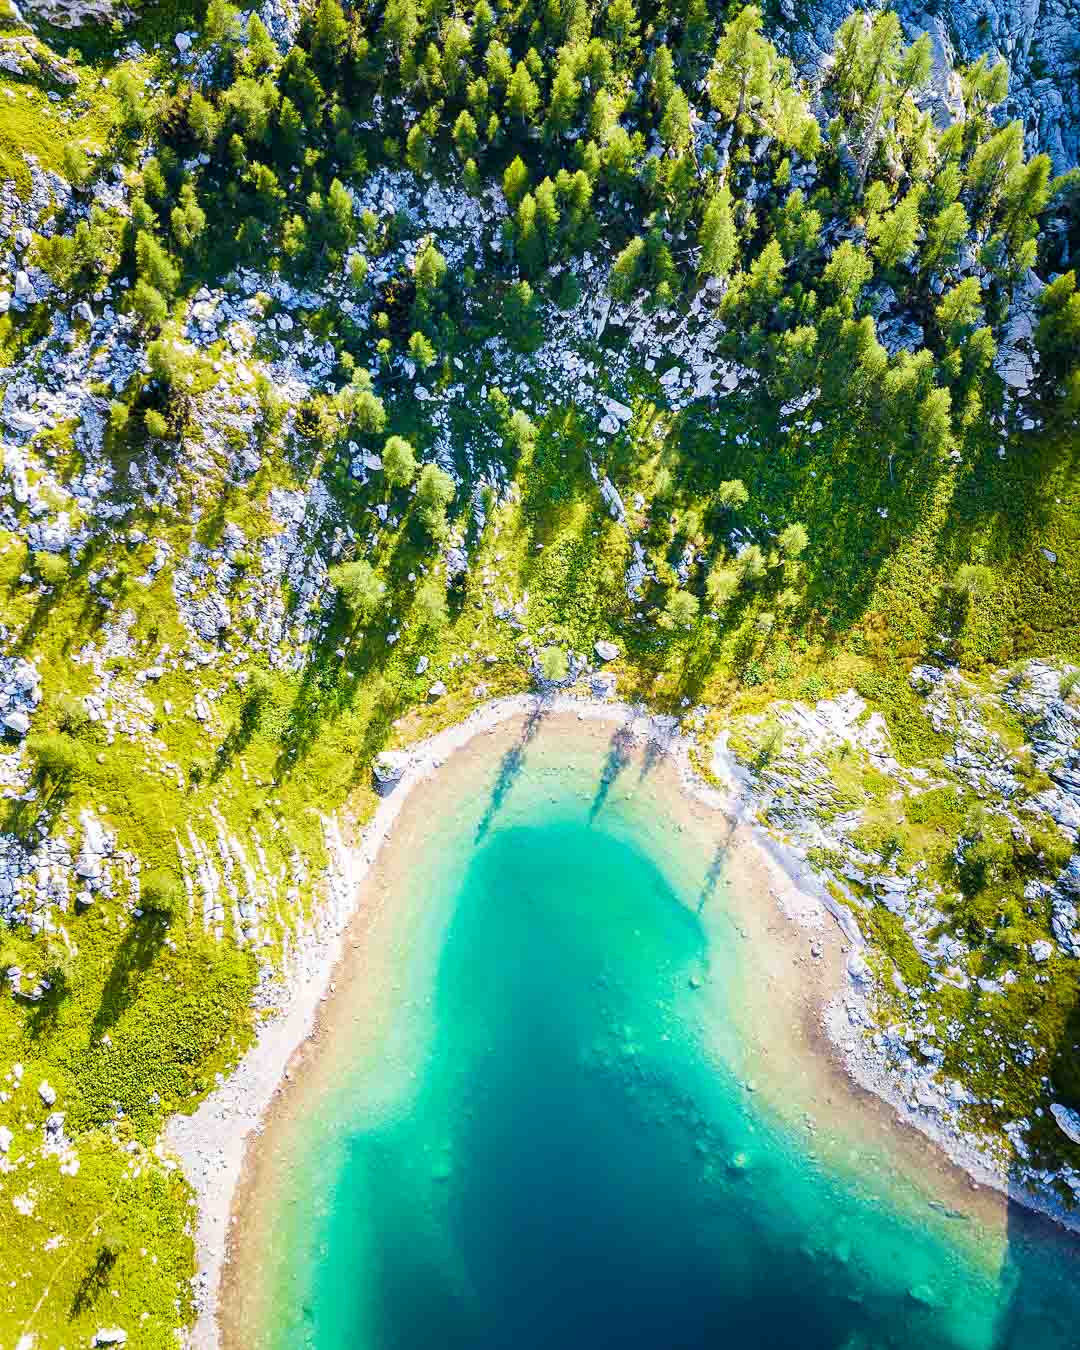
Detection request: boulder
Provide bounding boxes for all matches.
[38,1080,57,1106]
[1030,940,1053,963]
[372,751,407,793]
[0,1126,11,1153]
[3,710,30,737]
[92,1331,128,1347]
[1051,1103,1080,1147]
[13,270,36,304]
[427,681,447,700]
[594,640,619,662]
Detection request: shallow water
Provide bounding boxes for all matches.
[239,721,1080,1350]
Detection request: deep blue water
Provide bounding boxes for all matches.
[246,734,1080,1350]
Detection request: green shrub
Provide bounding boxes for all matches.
[32,551,69,586]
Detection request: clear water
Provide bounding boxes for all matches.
[243,722,1080,1350]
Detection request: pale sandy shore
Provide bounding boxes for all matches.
[166,691,1077,1350]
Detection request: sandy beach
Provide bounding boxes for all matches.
[165,693,1077,1350]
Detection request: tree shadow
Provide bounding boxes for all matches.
[69,1244,117,1319]
[697,830,736,914]
[23,968,71,1042]
[475,699,549,843]
[211,685,270,782]
[638,732,667,781]
[588,721,636,823]
[91,914,170,1039]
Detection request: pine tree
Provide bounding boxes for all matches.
[514,193,542,272]
[548,58,580,136]
[409,331,437,369]
[610,237,645,299]
[966,121,1024,216]
[502,156,530,207]
[698,187,736,280]
[245,12,278,71]
[867,189,921,269]
[506,60,540,124]
[414,239,448,303]
[170,183,207,251]
[453,109,478,159]
[383,0,419,56]
[604,0,639,57]
[921,201,968,272]
[660,86,691,152]
[416,465,456,540]
[822,239,872,309]
[383,435,417,489]
[136,231,180,298]
[330,560,385,622]
[188,91,221,147]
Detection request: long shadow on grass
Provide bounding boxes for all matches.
[91,914,170,1038]
[475,698,549,843]
[70,1244,117,1319]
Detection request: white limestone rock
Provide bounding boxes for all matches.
[1051,1103,1080,1147]
[372,751,408,793]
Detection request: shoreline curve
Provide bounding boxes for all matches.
[163,691,1080,1349]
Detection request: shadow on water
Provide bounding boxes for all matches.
[474,699,549,843]
[993,987,1080,1348]
[588,721,636,823]
[696,831,735,914]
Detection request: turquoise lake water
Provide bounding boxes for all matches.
[243,719,1080,1350]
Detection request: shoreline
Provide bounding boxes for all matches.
[165,690,1079,1349]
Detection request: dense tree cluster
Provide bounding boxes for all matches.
[26,0,1078,572]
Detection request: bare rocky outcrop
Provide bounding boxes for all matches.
[782,0,1080,172]
[20,0,126,26]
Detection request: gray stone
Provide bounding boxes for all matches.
[13,270,36,303]
[1051,1103,1080,1147]
[594,640,619,662]
[427,680,447,700]
[3,710,30,737]
[372,751,407,793]
[38,1080,57,1106]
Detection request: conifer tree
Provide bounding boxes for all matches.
[698,187,736,280]
[548,58,581,137]
[868,189,921,269]
[822,239,872,309]
[506,61,540,124]
[383,436,417,490]
[503,156,530,207]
